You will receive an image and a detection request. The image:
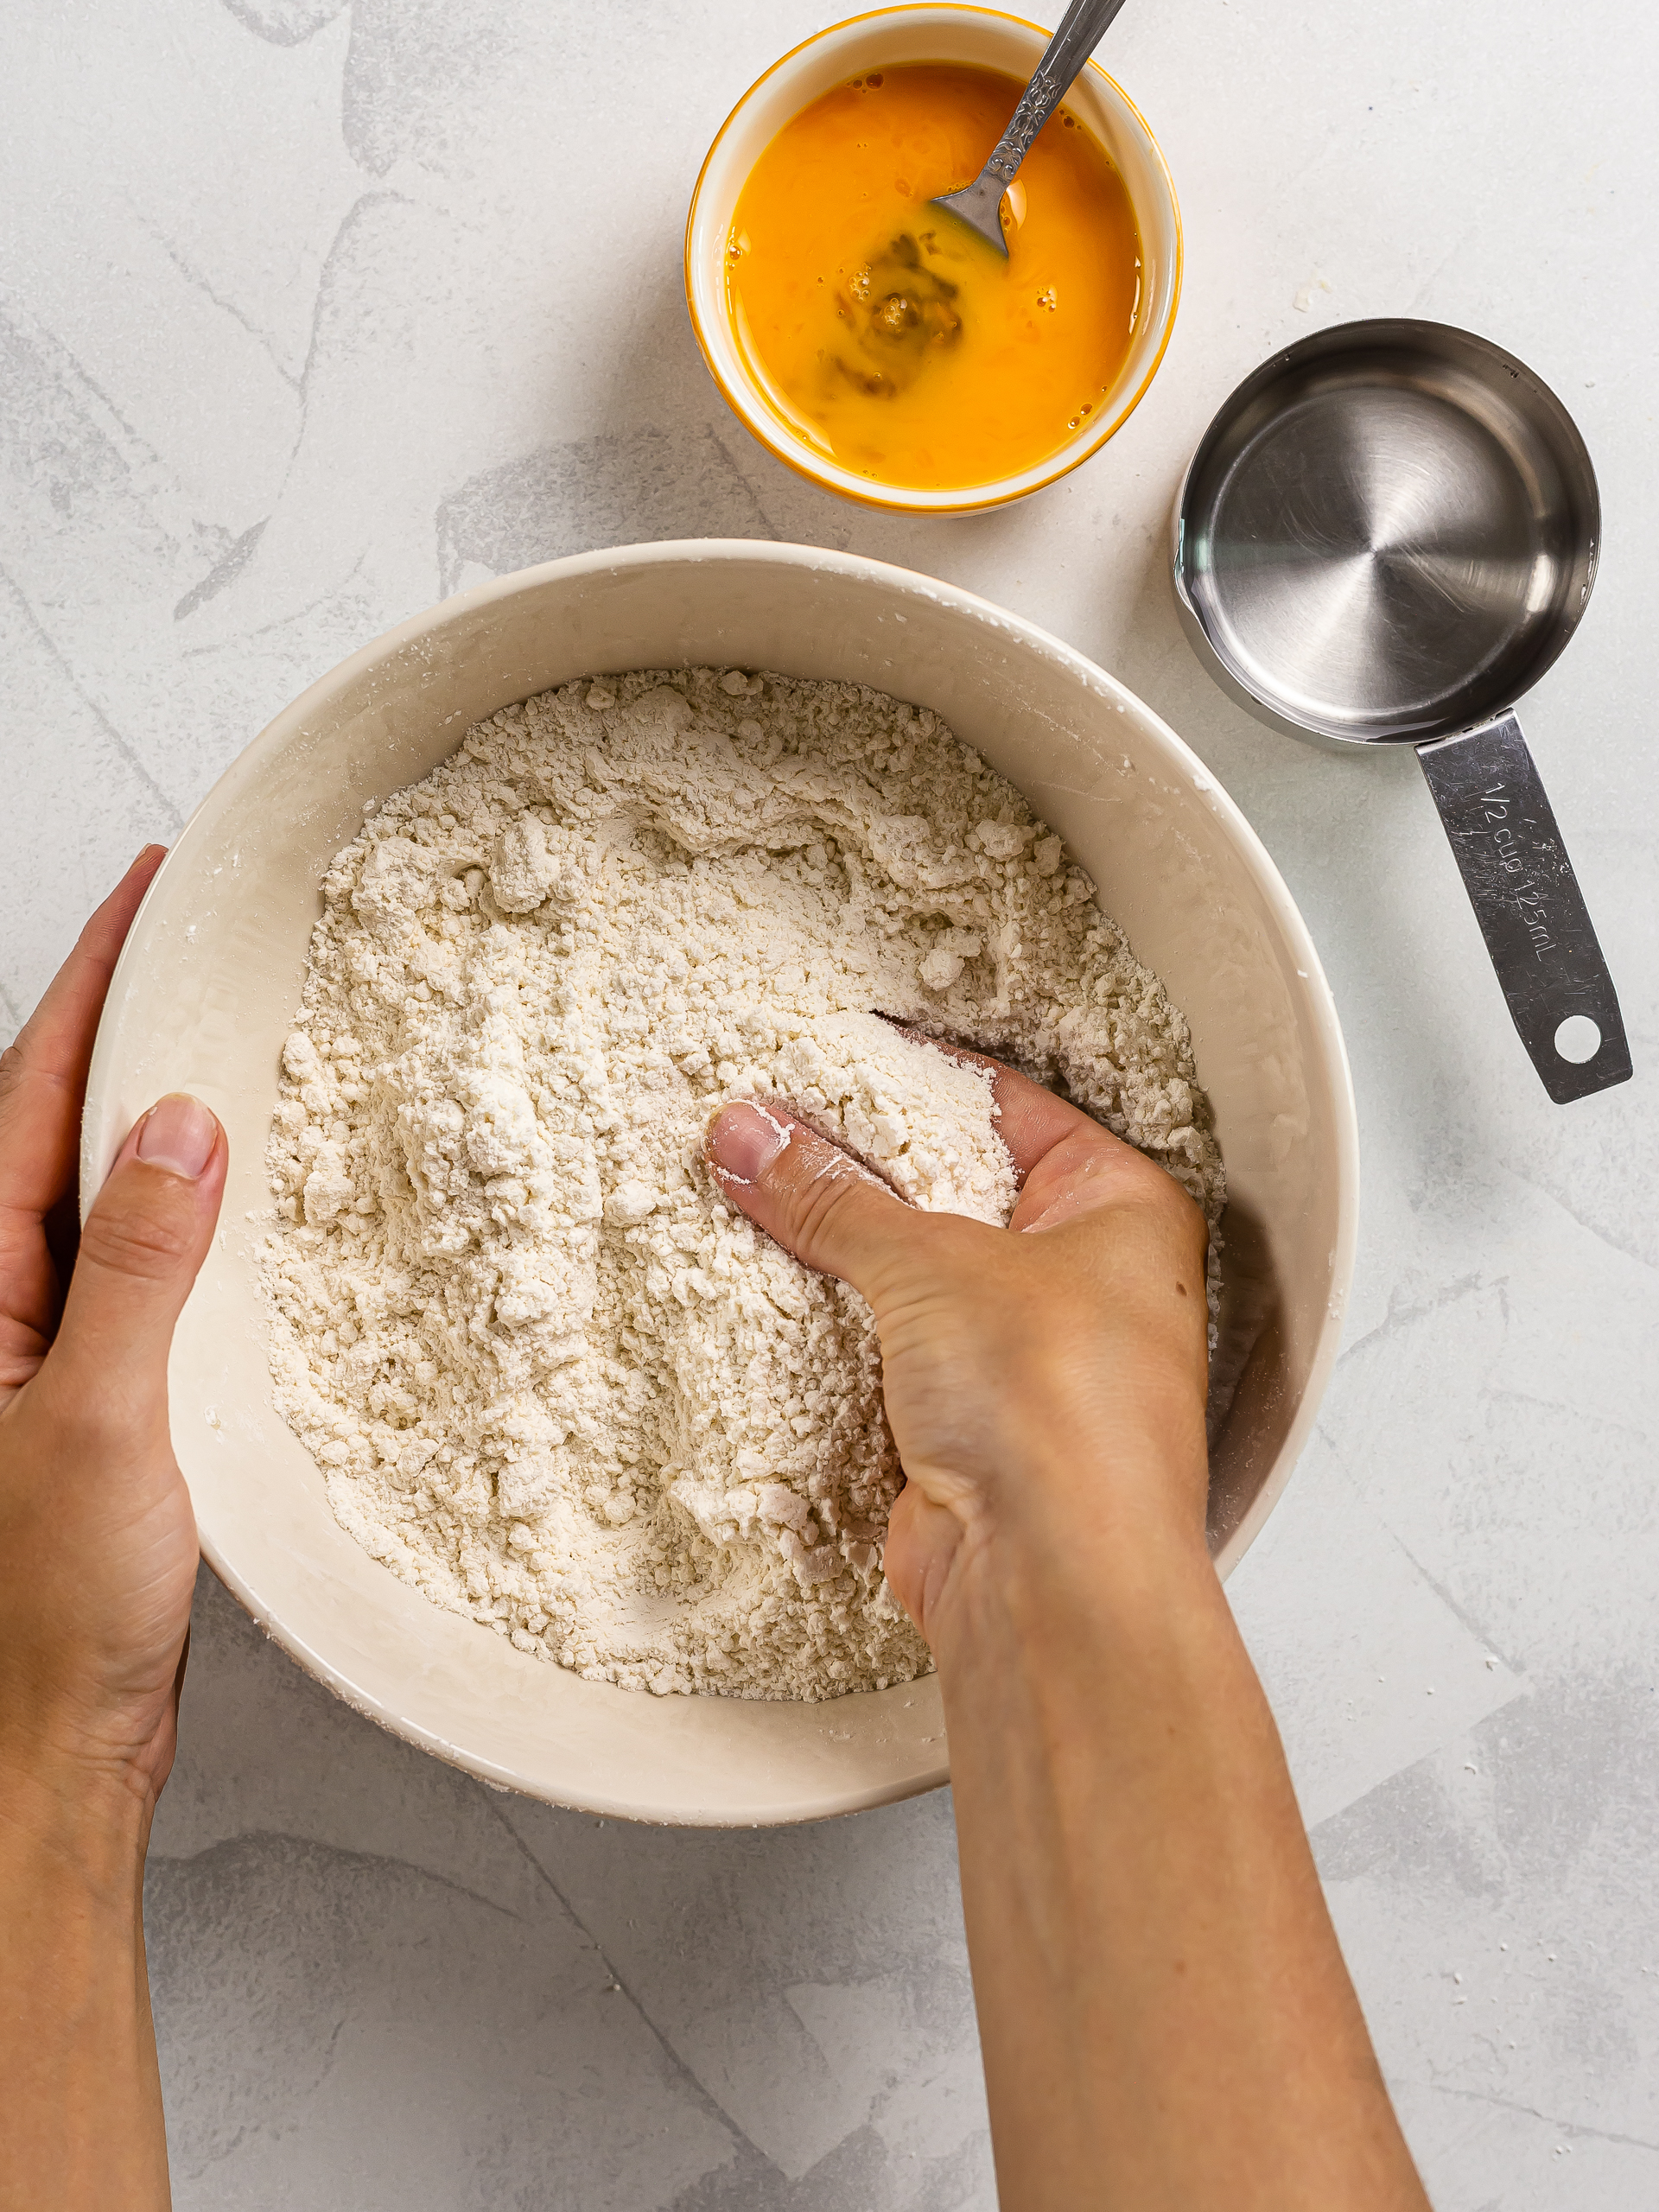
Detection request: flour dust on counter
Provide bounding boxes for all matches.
[262,668,1224,1700]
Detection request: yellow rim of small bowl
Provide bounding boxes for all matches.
[683,3,1184,517]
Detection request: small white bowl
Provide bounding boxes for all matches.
[84,543,1356,1827]
[685,6,1182,515]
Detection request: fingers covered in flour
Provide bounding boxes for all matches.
[703,1098,918,1290]
[880,1024,1082,1181]
[884,1023,1190,1239]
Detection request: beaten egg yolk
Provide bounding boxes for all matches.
[725,62,1143,493]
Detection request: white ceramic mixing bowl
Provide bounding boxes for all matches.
[83,542,1357,1826]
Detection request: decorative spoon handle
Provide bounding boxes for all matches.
[982,0,1132,181]
[930,0,1131,251]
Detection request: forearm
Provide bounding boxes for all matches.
[0,1767,168,2212]
[935,1478,1429,2212]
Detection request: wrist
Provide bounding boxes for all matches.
[923,1456,1220,1680]
[0,1643,181,1835]
[0,1740,153,1912]
[0,1741,168,2212]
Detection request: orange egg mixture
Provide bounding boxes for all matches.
[725,62,1142,492]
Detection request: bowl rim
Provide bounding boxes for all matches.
[683,3,1184,516]
[87,539,1359,1821]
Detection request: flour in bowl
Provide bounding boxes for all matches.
[263,668,1224,1700]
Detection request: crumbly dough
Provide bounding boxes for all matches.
[263,668,1224,1700]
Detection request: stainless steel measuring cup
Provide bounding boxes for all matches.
[1173,318,1630,1104]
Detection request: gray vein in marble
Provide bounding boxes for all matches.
[474,1792,765,2169]
[1497,1161,1659,1275]
[1312,1428,1522,1675]
[0,567,181,829]
[140,218,302,396]
[1416,2083,1659,2158]
[175,520,270,622]
[219,0,351,48]
[1336,1273,1488,1365]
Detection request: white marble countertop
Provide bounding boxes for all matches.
[3,1,1655,2203]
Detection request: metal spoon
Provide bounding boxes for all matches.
[930,0,1133,254]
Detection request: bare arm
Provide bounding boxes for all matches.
[0,850,227,2212]
[705,1054,1428,2212]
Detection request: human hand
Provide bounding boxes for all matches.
[702,1036,1211,1648]
[0,849,227,1825]
[709,1046,1432,2212]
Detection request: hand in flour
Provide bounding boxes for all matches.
[705,1041,1211,1638]
[0,847,225,2212]
[706,1052,1430,2212]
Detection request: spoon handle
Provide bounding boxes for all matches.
[982,0,1133,185]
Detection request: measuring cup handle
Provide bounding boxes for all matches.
[1417,713,1630,1103]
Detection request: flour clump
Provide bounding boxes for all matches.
[263,668,1224,1700]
